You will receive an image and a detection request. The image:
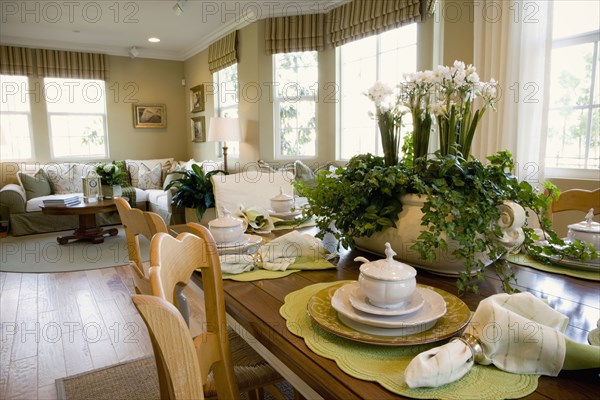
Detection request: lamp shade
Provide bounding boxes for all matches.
[207,117,241,142]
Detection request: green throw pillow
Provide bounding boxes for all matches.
[18,169,52,200]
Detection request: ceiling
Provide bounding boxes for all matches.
[0,0,350,61]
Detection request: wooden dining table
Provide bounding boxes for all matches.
[183,226,600,399]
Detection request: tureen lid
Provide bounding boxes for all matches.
[271,187,293,202]
[568,208,600,233]
[358,243,417,281]
[208,208,243,228]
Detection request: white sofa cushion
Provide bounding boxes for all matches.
[126,158,174,188]
[146,189,169,209]
[134,188,149,202]
[211,169,294,217]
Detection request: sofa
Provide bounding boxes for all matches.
[0,158,221,236]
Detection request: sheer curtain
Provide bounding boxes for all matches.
[472,0,553,184]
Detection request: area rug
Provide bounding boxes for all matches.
[0,226,149,273]
[55,356,295,400]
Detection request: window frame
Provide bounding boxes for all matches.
[0,75,35,161]
[545,23,599,179]
[272,51,319,160]
[44,77,109,161]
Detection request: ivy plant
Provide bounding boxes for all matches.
[296,151,596,294]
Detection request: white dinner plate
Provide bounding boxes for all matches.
[216,234,262,250]
[268,209,303,220]
[347,282,425,316]
[331,283,446,329]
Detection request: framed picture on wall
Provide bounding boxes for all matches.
[191,116,206,142]
[133,103,167,128]
[190,84,205,112]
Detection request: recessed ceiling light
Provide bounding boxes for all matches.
[148,37,160,43]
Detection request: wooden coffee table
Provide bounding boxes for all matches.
[40,199,119,244]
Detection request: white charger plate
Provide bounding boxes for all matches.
[331,284,446,329]
[216,234,262,250]
[347,282,425,316]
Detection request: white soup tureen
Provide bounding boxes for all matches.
[208,209,245,244]
[354,242,417,308]
[567,208,600,251]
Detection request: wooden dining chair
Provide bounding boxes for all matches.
[148,223,285,400]
[115,197,189,324]
[132,294,205,400]
[548,188,600,217]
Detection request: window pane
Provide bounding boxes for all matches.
[549,43,595,108]
[274,51,318,158]
[1,75,33,160]
[44,78,106,113]
[279,100,316,157]
[215,64,239,157]
[49,115,106,158]
[339,24,417,161]
[546,108,594,169]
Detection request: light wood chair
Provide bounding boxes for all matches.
[548,188,600,217]
[115,197,189,324]
[132,294,205,400]
[148,223,284,400]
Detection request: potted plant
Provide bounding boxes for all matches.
[95,161,127,198]
[165,163,227,222]
[296,61,597,294]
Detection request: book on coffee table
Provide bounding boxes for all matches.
[43,196,81,207]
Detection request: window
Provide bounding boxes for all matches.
[44,77,108,159]
[338,24,417,161]
[0,75,33,160]
[545,1,599,175]
[273,51,318,158]
[214,64,239,156]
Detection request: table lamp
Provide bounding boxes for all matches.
[207,117,240,171]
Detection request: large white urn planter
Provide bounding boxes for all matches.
[354,194,526,276]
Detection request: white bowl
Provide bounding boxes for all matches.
[271,187,294,213]
[208,211,245,244]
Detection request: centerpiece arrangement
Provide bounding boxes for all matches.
[297,61,597,293]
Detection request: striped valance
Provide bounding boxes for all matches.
[0,46,34,76]
[36,49,109,81]
[208,31,238,74]
[329,0,436,47]
[265,13,327,54]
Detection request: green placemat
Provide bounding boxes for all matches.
[507,254,600,281]
[221,257,335,281]
[280,281,538,400]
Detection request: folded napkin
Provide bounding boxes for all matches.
[234,206,274,233]
[405,292,600,388]
[219,230,334,274]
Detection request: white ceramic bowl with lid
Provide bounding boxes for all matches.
[567,208,600,250]
[354,242,417,309]
[208,209,245,244]
[270,187,294,213]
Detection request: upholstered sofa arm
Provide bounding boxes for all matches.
[0,184,26,214]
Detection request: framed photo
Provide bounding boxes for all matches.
[133,103,167,128]
[191,116,206,142]
[190,84,205,112]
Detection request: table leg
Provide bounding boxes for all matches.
[56,214,119,244]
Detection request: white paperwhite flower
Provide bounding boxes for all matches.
[103,164,113,173]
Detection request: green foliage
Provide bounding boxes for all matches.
[298,150,596,294]
[95,161,127,186]
[165,164,227,220]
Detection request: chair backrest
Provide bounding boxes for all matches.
[149,223,239,399]
[115,197,168,290]
[550,188,600,215]
[131,294,205,400]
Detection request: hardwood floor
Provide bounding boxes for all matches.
[0,266,207,400]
